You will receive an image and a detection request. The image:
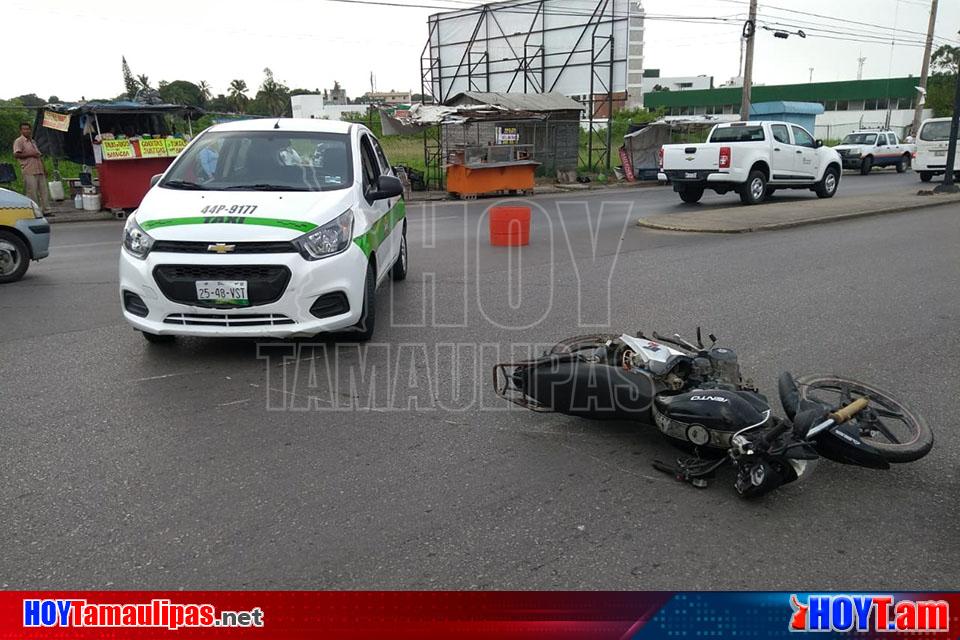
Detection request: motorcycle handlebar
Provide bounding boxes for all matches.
[829,397,869,423]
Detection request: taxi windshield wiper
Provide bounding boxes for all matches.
[162,179,207,190]
[222,183,309,191]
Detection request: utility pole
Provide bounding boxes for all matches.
[933,53,960,193]
[857,54,867,80]
[739,0,758,121]
[809,68,814,83]
[912,0,939,137]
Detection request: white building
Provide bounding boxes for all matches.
[290,94,367,121]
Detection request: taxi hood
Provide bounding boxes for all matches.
[134,186,356,241]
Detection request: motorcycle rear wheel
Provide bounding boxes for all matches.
[795,374,933,463]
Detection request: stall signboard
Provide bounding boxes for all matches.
[139,138,168,158]
[102,139,136,160]
[42,111,71,132]
[496,126,520,144]
[164,138,187,156]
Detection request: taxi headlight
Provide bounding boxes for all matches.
[294,209,354,260]
[122,215,155,259]
[31,202,43,219]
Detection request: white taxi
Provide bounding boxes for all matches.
[119,119,407,343]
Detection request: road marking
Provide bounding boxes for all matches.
[217,398,251,407]
[130,371,196,383]
[54,241,119,249]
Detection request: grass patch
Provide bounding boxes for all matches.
[0,153,87,196]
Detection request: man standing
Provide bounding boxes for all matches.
[13,122,50,214]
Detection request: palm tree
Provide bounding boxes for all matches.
[136,74,151,90]
[259,68,289,117]
[228,79,248,113]
[198,80,212,104]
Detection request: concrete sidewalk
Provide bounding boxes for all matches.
[636,189,960,233]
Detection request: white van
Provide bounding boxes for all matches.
[914,117,959,182]
[119,119,407,343]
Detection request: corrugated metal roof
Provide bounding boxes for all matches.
[446,92,584,112]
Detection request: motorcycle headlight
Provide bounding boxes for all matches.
[294,209,354,260]
[122,215,155,259]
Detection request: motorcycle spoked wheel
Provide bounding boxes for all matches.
[795,374,933,463]
[548,334,633,368]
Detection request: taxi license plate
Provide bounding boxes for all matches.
[685,172,698,179]
[196,280,249,305]
[934,150,947,156]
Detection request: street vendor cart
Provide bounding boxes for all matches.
[33,101,201,210]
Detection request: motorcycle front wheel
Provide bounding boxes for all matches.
[795,374,933,463]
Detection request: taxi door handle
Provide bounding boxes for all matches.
[796,150,803,154]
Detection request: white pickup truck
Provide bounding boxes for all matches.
[659,121,843,205]
[832,130,914,174]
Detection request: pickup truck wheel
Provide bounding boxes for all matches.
[815,167,839,198]
[739,171,767,205]
[677,186,704,204]
[859,156,873,175]
[919,171,933,182]
[896,154,910,173]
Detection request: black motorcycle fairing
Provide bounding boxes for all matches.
[812,421,890,469]
[785,381,891,470]
[513,358,656,419]
[652,388,770,450]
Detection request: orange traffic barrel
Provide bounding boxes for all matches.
[489,206,531,246]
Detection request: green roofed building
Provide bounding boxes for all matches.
[643,77,932,140]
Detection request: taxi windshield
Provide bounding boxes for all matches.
[161,131,353,192]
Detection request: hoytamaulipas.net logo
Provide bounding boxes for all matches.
[23,598,264,630]
[789,594,949,633]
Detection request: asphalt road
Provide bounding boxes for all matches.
[3,171,959,589]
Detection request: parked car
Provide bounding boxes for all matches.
[913,117,960,182]
[119,119,407,343]
[0,187,51,283]
[832,130,914,175]
[659,121,842,205]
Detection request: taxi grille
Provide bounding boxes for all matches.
[152,240,298,254]
[163,313,295,327]
[153,265,291,307]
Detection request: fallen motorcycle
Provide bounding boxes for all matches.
[492,330,933,498]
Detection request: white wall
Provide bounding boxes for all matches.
[643,75,712,92]
[814,108,933,140]
[291,95,325,118]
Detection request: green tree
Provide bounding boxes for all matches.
[137,74,152,90]
[250,68,290,117]
[931,44,960,75]
[228,79,249,113]
[13,93,44,107]
[198,80,212,105]
[925,45,959,117]
[206,94,233,112]
[47,95,60,103]
[121,56,139,99]
[158,80,204,107]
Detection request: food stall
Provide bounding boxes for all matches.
[33,101,201,210]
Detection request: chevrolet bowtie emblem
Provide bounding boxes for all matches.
[207,243,236,254]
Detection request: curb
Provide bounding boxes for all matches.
[635,194,960,234]
[47,211,118,224]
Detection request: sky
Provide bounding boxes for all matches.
[5,0,960,102]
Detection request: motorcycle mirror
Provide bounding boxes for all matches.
[696,327,704,349]
[709,333,718,345]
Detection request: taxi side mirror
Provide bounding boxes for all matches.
[367,175,403,201]
[150,174,163,188]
